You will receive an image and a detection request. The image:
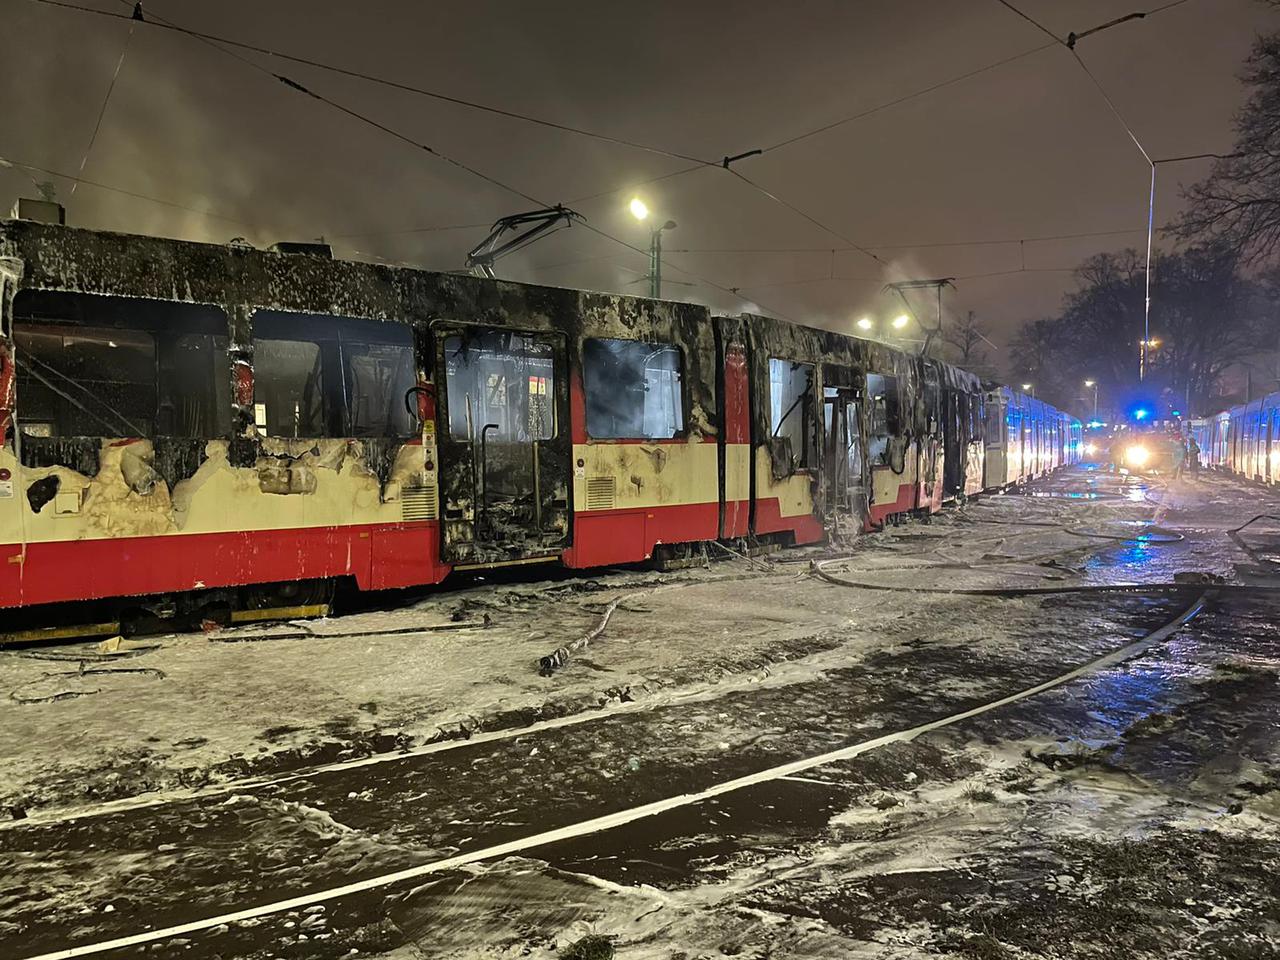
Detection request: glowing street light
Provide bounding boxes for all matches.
[856,316,873,331]
[629,197,675,298]
[890,314,909,330]
[1084,379,1098,419]
[1021,383,1033,391]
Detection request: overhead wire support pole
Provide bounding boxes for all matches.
[1068,50,1156,381]
[990,0,1200,382]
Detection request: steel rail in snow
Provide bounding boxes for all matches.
[17,593,1209,960]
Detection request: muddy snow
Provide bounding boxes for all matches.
[1,467,1278,960]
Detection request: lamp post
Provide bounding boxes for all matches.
[1084,379,1098,419]
[629,198,676,299]
[1021,383,1035,399]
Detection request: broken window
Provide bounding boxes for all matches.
[769,358,814,468]
[443,329,556,442]
[866,373,902,436]
[252,311,416,439]
[12,291,230,439]
[583,338,684,440]
[923,370,940,430]
[865,373,903,467]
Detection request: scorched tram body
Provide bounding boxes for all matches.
[0,217,1080,631]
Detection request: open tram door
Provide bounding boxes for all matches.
[432,323,571,567]
[941,386,968,500]
[822,373,868,529]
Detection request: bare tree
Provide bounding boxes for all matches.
[1009,248,1267,415]
[1176,32,1280,263]
[945,311,989,369]
[1009,316,1071,405]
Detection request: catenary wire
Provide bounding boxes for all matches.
[25,0,796,316]
[665,226,1150,255]
[21,0,1206,316]
[991,0,1064,45]
[0,154,254,225]
[70,18,135,195]
[760,40,1057,154]
[30,0,715,166]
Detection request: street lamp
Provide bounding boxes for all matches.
[1021,383,1035,398]
[1139,338,1162,378]
[629,197,675,299]
[1084,379,1098,419]
[856,316,873,331]
[891,314,909,330]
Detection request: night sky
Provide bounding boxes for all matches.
[3,0,1275,360]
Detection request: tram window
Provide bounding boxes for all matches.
[253,338,327,437]
[252,311,415,439]
[443,330,555,442]
[583,338,684,440]
[923,375,940,426]
[12,291,229,439]
[770,358,814,468]
[865,373,902,436]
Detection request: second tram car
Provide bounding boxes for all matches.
[1190,390,1280,484]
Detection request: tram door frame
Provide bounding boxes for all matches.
[432,322,572,566]
[823,382,868,525]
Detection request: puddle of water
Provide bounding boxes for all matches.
[1024,492,1103,500]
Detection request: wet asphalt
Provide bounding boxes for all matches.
[1,470,1277,960]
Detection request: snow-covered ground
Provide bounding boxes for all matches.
[0,467,1193,818]
[1,467,1278,960]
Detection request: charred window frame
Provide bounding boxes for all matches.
[769,358,815,470]
[923,372,941,432]
[442,329,556,442]
[0,263,17,340]
[583,338,685,440]
[251,311,416,440]
[865,373,903,468]
[12,291,231,439]
[866,373,902,437]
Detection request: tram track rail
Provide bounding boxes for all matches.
[14,590,1213,960]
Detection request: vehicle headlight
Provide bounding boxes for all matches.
[1124,444,1150,467]
[1084,442,1098,456]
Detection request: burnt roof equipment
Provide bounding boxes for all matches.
[268,240,333,258]
[10,198,66,225]
[466,205,580,279]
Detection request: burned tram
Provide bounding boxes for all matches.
[0,217,1079,631]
